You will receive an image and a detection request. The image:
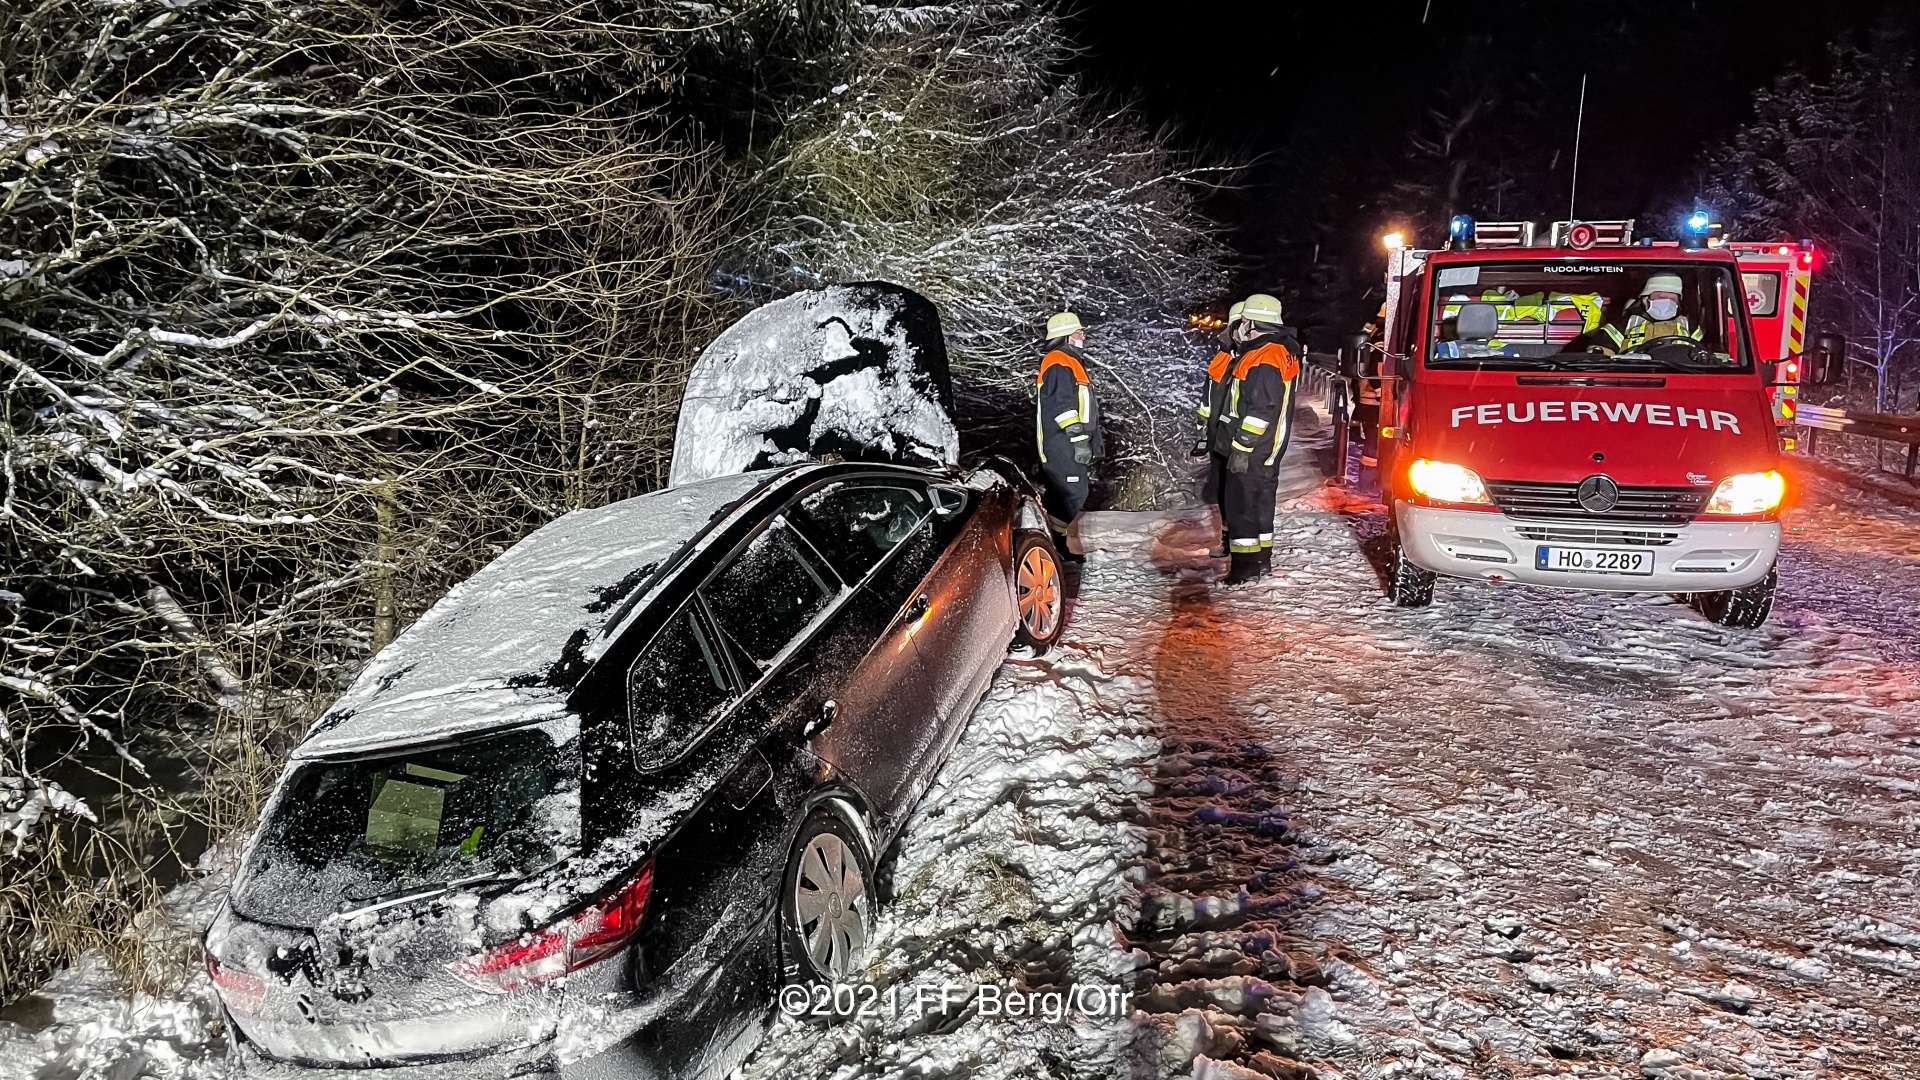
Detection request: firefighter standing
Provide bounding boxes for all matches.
[1194,301,1245,557]
[1036,312,1103,545]
[1352,302,1386,487]
[1212,294,1301,584]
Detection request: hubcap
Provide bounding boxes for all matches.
[1016,546,1061,639]
[793,833,867,978]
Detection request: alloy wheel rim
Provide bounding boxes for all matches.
[1016,546,1061,639]
[793,833,867,978]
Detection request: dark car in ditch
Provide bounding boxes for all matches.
[203,461,1066,1078]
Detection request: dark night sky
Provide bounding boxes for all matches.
[1063,0,1911,327]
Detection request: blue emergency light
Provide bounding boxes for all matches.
[1447,214,1475,251]
[1679,209,1711,250]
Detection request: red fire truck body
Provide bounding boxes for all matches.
[1725,241,1817,431]
[1376,219,1790,626]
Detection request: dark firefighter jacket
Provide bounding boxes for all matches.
[1210,328,1302,463]
[1196,347,1236,444]
[1036,346,1103,465]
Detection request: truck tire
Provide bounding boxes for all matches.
[1694,564,1776,628]
[1387,537,1436,608]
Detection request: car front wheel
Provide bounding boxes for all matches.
[779,808,874,996]
[1012,530,1065,653]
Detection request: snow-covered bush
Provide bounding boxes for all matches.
[1701,37,1920,411]
[725,0,1230,497]
[0,0,849,1000]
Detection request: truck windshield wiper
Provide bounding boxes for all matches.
[1567,351,1727,373]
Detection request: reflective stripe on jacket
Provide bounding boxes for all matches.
[1601,316,1702,352]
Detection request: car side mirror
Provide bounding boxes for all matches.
[930,486,967,516]
[802,699,835,739]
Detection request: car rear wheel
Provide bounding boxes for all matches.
[1694,564,1776,628]
[779,809,874,997]
[1012,530,1065,653]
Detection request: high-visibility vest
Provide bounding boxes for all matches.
[1602,316,1702,351]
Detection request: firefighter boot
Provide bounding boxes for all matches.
[1256,549,1273,577]
[1224,551,1263,585]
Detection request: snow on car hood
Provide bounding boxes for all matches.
[297,471,767,759]
[668,282,959,486]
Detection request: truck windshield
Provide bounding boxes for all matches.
[1425,261,1752,373]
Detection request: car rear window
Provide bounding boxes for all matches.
[232,720,579,927]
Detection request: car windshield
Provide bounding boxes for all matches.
[231,720,579,927]
[1425,260,1751,373]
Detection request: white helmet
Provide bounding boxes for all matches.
[1242,293,1283,326]
[1227,301,1245,323]
[1046,311,1083,340]
[1641,273,1684,297]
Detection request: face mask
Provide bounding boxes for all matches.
[1647,298,1679,321]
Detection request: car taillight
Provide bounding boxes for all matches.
[206,953,266,1015]
[449,863,653,994]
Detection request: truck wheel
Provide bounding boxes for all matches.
[1011,530,1065,654]
[1694,564,1777,628]
[1387,537,1436,608]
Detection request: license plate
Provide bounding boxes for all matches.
[1534,545,1653,575]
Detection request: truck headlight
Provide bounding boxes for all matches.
[1704,470,1785,515]
[1407,459,1491,505]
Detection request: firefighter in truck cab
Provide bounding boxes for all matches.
[1594,272,1703,353]
[1210,293,1300,585]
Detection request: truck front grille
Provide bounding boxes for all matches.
[1511,525,1681,547]
[1484,480,1707,526]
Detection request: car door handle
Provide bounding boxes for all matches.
[903,594,931,623]
[803,699,835,739]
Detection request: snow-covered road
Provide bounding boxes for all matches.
[7,462,1918,1080]
[1085,468,1920,1079]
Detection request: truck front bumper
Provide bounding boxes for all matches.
[1395,503,1780,593]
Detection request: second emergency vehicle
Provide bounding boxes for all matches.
[1372,215,1819,628]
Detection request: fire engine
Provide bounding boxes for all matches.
[1367,214,1839,628]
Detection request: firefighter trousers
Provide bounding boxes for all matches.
[1202,451,1229,520]
[1222,460,1279,555]
[1040,453,1089,527]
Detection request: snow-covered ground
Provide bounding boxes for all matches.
[8,437,1920,1080]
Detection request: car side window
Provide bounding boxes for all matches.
[702,515,839,671]
[790,482,933,579]
[864,512,950,610]
[627,606,736,771]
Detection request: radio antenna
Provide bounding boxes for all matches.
[1567,74,1588,225]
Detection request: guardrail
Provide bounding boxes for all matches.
[1797,404,1920,479]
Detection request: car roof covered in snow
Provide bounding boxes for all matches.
[294,470,773,760]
